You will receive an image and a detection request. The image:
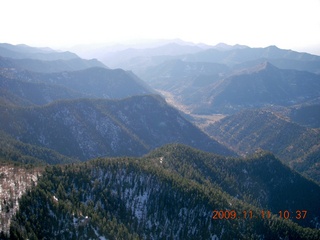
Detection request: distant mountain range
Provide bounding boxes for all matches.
[141,61,320,114]
[87,41,320,74]
[0,43,106,73]
[0,55,106,73]
[0,43,78,60]
[183,45,320,67]
[93,41,320,115]
[198,62,320,114]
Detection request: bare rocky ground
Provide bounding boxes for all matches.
[0,163,42,234]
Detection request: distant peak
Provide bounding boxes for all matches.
[214,43,232,49]
[249,61,278,73]
[266,45,280,49]
[260,61,277,70]
[236,61,278,75]
[214,43,249,51]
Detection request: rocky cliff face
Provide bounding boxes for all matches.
[0,163,41,235]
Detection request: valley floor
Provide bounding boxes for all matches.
[157,89,226,128]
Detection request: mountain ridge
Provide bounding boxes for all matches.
[204,109,320,183]
[0,66,154,106]
[0,55,107,73]
[0,95,234,160]
[6,144,320,239]
[183,45,320,66]
[142,61,320,114]
[0,43,79,61]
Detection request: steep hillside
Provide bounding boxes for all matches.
[0,67,153,106]
[290,104,320,128]
[292,147,320,185]
[146,144,320,228]
[0,131,78,165]
[0,74,87,106]
[0,95,234,160]
[204,109,320,183]
[7,145,320,239]
[36,67,153,99]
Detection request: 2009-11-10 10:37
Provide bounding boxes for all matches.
[212,210,308,220]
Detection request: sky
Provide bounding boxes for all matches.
[1,0,320,54]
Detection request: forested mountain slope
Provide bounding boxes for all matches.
[0,131,78,165]
[204,109,320,183]
[0,66,153,107]
[289,104,320,128]
[0,74,88,106]
[7,144,320,239]
[0,95,234,160]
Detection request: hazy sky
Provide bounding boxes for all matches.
[1,0,320,54]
